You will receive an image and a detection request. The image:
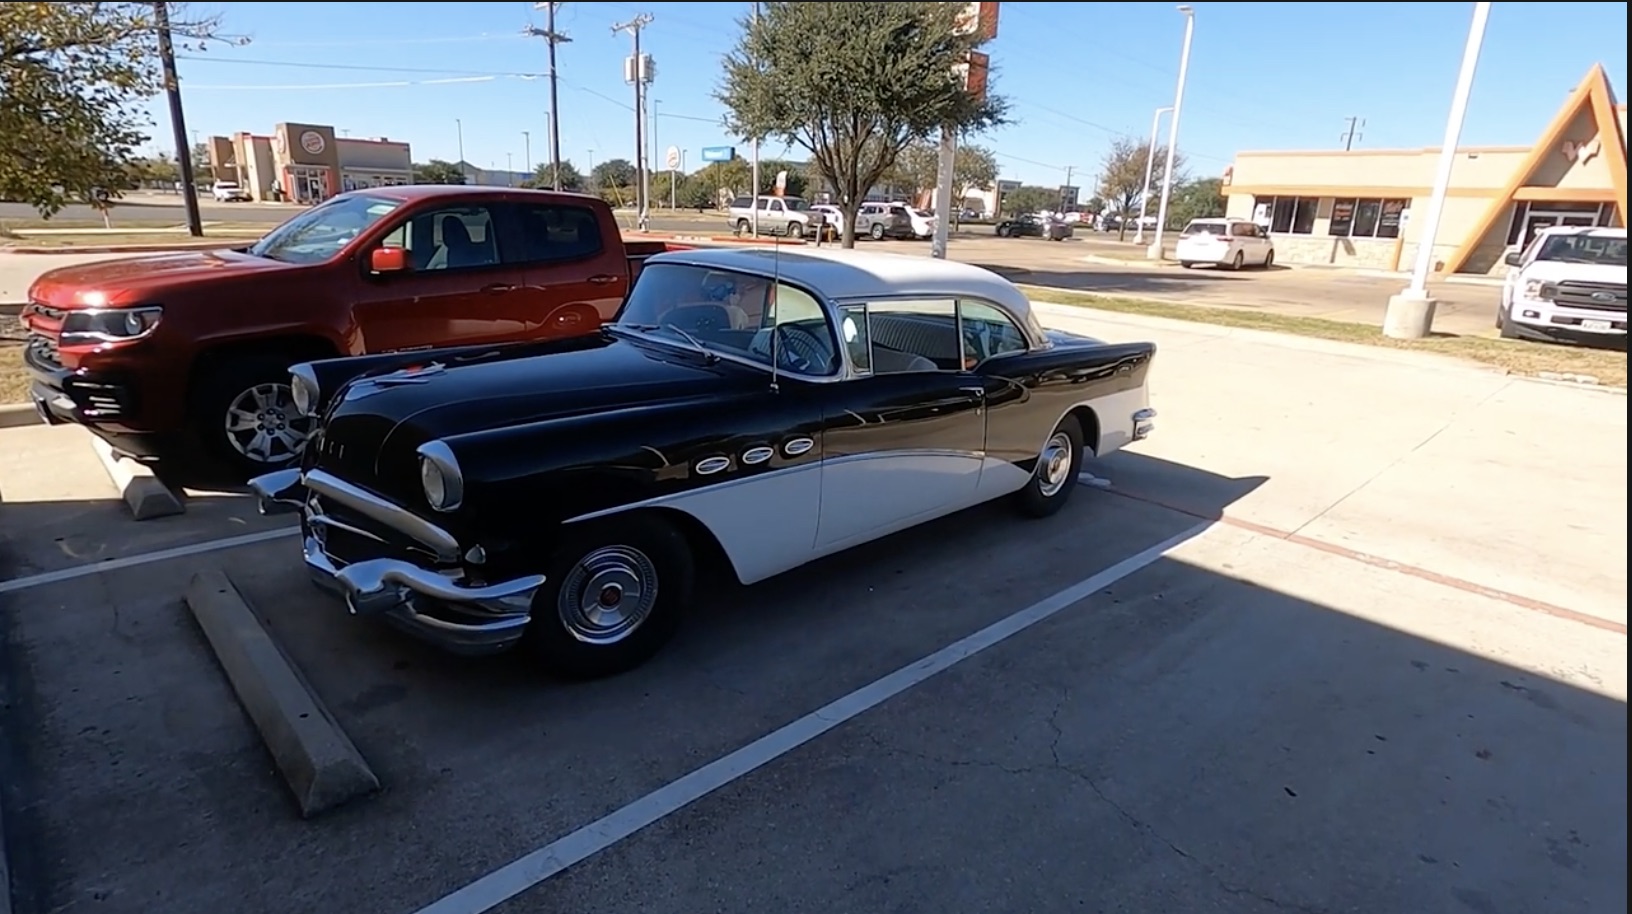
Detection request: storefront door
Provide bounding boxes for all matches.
[1509,201,1614,249]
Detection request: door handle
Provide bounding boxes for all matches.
[481,283,516,294]
[959,386,986,397]
[588,274,620,285]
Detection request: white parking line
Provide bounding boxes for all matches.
[408,520,1215,914]
[0,526,299,597]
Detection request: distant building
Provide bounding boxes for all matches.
[204,123,412,204]
[457,162,534,187]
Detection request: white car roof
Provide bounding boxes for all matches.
[1534,225,1626,239]
[648,246,1040,327]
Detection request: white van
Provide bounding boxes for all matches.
[1497,225,1627,342]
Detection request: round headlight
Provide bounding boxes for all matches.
[417,441,464,512]
[421,457,449,510]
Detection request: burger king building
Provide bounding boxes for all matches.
[204,122,414,204]
[1220,65,1627,276]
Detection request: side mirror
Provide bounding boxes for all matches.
[370,246,410,274]
[1503,251,1522,267]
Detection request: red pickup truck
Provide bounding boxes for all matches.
[22,185,683,473]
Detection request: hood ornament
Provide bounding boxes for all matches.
[344,361,447,401]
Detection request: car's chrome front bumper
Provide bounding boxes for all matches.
[249,468,546,656]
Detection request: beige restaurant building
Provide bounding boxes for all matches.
[1221,64,1627,276]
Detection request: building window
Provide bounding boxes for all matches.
[1258,196,1318,235]
[1328,197,1408,239]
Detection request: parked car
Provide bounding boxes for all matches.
[1175,217,1274,269]
[1497,225,1627,343]
[22,186,686,473]
[855,202,934,241]
[995,213,1072,241]
[211,180,252,202]
[250,247,1159,679]
[810,204,845,240]
[726,195,817,238]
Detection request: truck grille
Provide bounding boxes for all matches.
[1545,281,1627,313]
[24,333,61,369]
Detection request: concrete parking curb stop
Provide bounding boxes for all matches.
[185,570,379,818]
[88,436,184,521]
[0,405,40,431]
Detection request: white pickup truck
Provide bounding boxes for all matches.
[1498,225,1627,342]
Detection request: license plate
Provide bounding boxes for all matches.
[1581,319,1613,332]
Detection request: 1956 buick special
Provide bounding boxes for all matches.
[250,247,1157,678]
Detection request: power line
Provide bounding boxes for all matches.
[613,13,654,226]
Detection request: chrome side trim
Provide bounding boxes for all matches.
[784,436,815,456]
[741,446,774,465]
[303,469,461,562]
[696,456,731,475]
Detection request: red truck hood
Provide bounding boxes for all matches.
[26,249,295,308]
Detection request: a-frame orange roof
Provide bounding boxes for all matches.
[1445,64,1628,274]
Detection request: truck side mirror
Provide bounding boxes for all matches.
[1502,251,1522,267]
[370,246,410,274]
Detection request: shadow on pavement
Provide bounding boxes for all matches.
[0,450,1623,914]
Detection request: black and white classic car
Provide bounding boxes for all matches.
[250,248,1157,678]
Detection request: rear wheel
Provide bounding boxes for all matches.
[1013,417,1084,518]
[191,354,316,476]
[870,222,886,241]
[524,514,694,680]
[735,218,750,236]
[1231,251,1246,270]
[996,225,1010,237]
[787,220,803,238]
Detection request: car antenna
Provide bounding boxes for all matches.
[767,232,782,393]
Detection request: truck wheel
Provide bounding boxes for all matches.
[524,513,694,680]
[191,354,316,476]
[787,221,803,238]
[736,218,750,236]
[870,223,886,241]
[1013,416,1083,518]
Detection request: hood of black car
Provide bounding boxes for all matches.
[312,335,762,493]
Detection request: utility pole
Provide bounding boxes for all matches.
[523,131,531,176]
[1062,165,1076,211]
[1340,116,1366,151]
[613,13,654,227]
[749,1,762,236]
[527,3,572,190]
[154,2,202,237]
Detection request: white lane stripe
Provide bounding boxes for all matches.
[0,526,299,597]
[408,520,1214,914]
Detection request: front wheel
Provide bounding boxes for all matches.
[735,218,750,236]
[1013,417,1084,518]
[787,220,804,238]
[523,514,694,679]
[996,225,1010,237]
[191,354,316,476]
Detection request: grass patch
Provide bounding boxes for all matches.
[1,342,29,405]
[1022,284,1628,389]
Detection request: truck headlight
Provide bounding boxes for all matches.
[1521,279,1548,300]
[417,441,464,513]
[289,364,320,416]
[59,305,163,345]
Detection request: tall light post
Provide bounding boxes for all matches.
[456,118,468,183]
[1147,5,1195,260]
[1133,106,1173,245]
[1384,1,1492,339]
[523,131,532,176]
[749,1,762,236]
[649,98,660,210]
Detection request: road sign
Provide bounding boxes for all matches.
[701,146,736,163]
[997,179,1021,193]
[665,145,681,170]
[1058,185,1080,206]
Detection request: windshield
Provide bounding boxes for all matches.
[781,197,810,212]
[1535,233,1628,266]
[1183,222,1228,236]
[613,263,840,375]
[914,209,935,218]
[248,194,401,264]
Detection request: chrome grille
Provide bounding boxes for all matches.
[1545,281,1627,313]
[24,332,61,369]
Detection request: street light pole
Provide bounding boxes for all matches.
[456,118,467,183]
[1384,0,1492,339]
[154,1,203,236]
[749,1,762,236]
[1147,5,1195,260]
[1133,106,1172,245]
[523,131,531,176]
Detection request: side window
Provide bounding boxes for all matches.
[758,197,775,211]
[731,196,752,210]
[865,298,959,373]
[838,303,871,374]
[384,205,500,272]
[508,203,605,264]
[958,300,1029,365]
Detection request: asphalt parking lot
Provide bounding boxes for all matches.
[1,304,1625,914]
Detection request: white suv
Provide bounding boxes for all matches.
[1498,225,1627,342]
[727,195,815,238]
[211,180,251,202]
[1175,217,1275,269]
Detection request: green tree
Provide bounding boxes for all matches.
[886,141,999,200]
[590,158,636,192]
[677,173,717,210]
[1002,185,1056,217]
[1164,177,1226,229]
[413,159,468,184]
[1096,135,1185,241]
[718,1,1006,247]
[520,159,584,192]
[0,2,235,217]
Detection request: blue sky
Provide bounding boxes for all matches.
[153,1,1629,188]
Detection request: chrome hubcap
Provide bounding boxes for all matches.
[1036,432,1073,498]
[557,545,659,645]
[224,383,313,464]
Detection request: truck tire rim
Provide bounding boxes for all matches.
[1037,431,1074,498]
[225,382,313,464]
[557,545,659,645]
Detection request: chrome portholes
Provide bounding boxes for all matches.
[695,456,732,476]
[784,437,815,457]
[742,446,775,465]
